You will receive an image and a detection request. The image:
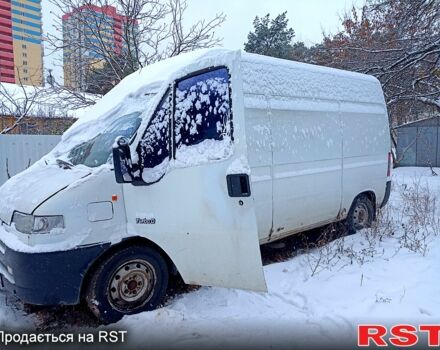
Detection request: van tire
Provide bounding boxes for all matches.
[85,246,169,324]
[346,195,374,235]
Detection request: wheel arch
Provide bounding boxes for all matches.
[349,190,377,218]
[79,236,178,301]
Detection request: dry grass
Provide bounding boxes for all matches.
[303,175,439,276]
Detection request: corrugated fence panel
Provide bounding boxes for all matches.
[0,135,60,186]
[437,127,440,168]
[416,126,438,167]
[396,127,417,166]
[396,117,440,167]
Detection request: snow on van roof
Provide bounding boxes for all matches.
[68,48,381,128]
[64,48,384,140]
[70,49,237,129]
[46,48,386,167]
[241,51,378,83]
[240,51,384,106]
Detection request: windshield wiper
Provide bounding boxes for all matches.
[56,159,73,169]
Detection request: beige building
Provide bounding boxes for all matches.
[0,0,44,86]
[63,4,132,91]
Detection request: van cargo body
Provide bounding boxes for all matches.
[241,54,391,241]
[0,49,391,322]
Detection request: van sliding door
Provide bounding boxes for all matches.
[270,99,343,236]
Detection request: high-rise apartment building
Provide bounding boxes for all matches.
[0,0,43,86]
[63,5,133,91]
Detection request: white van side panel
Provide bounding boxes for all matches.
[243,94,273,240]
[269,99,342,238]
[241,53,390,240]
[341,102,390,212]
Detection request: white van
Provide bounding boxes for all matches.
[0,49,391,323]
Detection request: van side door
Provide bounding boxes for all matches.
[269,99,343,236]
[122,67,267,292]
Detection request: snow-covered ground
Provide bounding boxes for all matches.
[0,167,439,349]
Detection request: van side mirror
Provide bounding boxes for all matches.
[113,136,134,183]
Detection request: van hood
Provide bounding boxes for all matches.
[0,162,91,225]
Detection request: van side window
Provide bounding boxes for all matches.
[174,67,232,158]
[138,90,171,183]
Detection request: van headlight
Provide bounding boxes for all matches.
[12,212,64,234]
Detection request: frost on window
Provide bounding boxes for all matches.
[174,68,232,164]
[138,90,171,183]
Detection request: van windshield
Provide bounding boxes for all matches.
[66,112,142,168]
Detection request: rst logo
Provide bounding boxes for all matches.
[358,324,440,347]
[136,218,156,224]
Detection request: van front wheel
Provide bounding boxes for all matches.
[346,195,374,234]
[85,246,169,324]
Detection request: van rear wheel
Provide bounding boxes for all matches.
[346,195,374,234]
[85,246,168,324]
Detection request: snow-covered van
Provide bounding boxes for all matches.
[0,49,391,323]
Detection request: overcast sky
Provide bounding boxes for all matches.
[41,0,362,83]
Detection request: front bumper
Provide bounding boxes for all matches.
[0,239,110,305]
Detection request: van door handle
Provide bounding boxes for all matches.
[226,174,251,197]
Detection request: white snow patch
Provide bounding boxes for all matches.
[108,167,440,348]
[174,139,233,168]
[227,156,250,175]
[0,222,89,253]
[142,158,170,184]
[0,171,438,347]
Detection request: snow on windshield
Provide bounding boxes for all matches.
[43,49,239,169]
[47,92,156,167]
[67,112,142,168]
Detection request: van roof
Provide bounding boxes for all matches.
[70,48,383,133]
[239,50,383,105]
[72,48,234,127]
[240,51,378,84]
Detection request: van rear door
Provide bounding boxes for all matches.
[122,67,267,292]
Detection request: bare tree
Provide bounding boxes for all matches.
[46,0,225,95]
[0,77,41,134]
[0,72,91,135]
[316,0,440,126]
[166,0,225,56]
[44,81,99,110]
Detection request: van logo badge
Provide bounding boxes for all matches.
[136,218,156,225]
